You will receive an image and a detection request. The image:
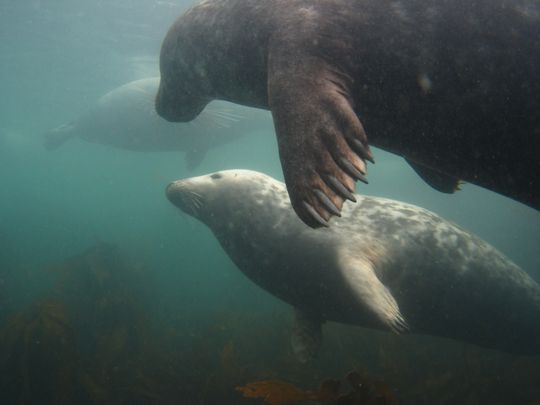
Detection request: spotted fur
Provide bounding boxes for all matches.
[167,170,540,356]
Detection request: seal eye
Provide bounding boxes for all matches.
[210,173,222,180]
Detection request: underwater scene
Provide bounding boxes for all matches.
[1,0,540,404]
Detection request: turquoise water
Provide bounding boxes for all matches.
[1,1,539,404]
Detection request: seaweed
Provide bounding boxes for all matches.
[236,371,397,405]
[0,299,84,404]
[1,243,539,404]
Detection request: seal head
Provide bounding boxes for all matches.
[156,18,212,122]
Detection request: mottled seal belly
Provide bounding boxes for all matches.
[157,0,540,228]
[44,77,269,169]
[166,170,540,361]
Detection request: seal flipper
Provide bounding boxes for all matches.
[184,149,207,170]
[406,159,462,193]
[43,122,76,150]
[338,249,408,333]
[291,308,323,363]
[268,39,373,228]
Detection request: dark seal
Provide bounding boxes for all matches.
[156,0,540,228]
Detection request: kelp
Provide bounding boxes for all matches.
[0,243,178,404]
[0,243,539,404]
[0,299,84,404]
[237,380,318,404]
[236,371,397,405]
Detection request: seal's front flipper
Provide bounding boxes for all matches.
[185,149,207,170]
[338,248,408,333]
[43,122,76,150]
[406,159,462,193]
[268,42,373,228]
[291,308,323,363]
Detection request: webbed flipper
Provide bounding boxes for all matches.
[268,33,373,228]
[291,308,323,363]
[184,149,207,170]
[338,248,408,333]
[43,122,76,150]
[406,159,462,193]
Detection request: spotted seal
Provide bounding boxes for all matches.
[166,169,540,361]
[156,0,540,227]
[44,77,269,169]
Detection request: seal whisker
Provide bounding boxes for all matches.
[188,191,203,211]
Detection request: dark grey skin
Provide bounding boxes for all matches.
[156,0,540,228]
[166,170,540,360]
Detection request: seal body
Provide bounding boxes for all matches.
[157,0,540,227]
[167,170,540,360]
[45,77,269,168]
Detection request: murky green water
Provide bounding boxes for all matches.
[1,1,539,404]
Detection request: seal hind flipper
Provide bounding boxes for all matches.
[338,248,408,334]
[185,149,207,170]
[406,159,462,193]
[291,308,323,363]
[268,36,373,228]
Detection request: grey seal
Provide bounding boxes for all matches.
[166,169,540,361]
[45,77,269,169]
[156,0,540,227]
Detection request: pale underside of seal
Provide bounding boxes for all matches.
[156,0,540,228]
[166,169,540,361]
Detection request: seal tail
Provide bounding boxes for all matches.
[43,123,75,150]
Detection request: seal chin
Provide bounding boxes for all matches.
[155,84,207,122]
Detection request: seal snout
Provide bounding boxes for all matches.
[165,181,183,205]
[166,180,203,217]
[155,87,180,122]
[155,83,208,123]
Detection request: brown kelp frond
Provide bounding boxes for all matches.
[236,380,317,405]
[236,370,397,405]
[0,299,82,404]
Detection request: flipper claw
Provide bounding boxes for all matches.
[302,201,329,227]
[314,189,341,217]
[350,138,374,164]
[326,175,356,202]
[339,158,368,184]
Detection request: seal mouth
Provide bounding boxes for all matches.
[155,84,208,123]
[166,181,204,216]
